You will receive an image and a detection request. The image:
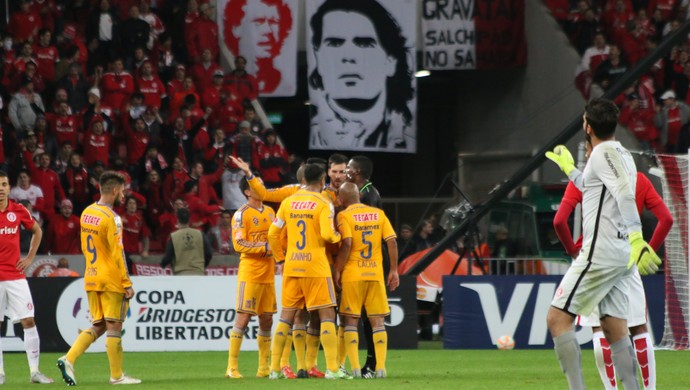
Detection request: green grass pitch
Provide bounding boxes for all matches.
[1,342,689,388]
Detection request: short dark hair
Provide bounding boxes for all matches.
[221,209,232,218]
[328,153,348,167]
[303,163,326,185]
[239,177,250,195]
[176,208,191,224]
[585,99,619,139]
[306,157,328,171]
[99,170,125,188]
[0,170,7,179]
[309,0,413,125]
[350,155,373,180]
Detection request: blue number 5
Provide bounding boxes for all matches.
[361,231,372,259]
[86,235,98,264]
[296,220,306,250]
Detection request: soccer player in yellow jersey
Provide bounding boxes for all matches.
[267,163,350,380]
[334,182,399,379]
[230,154,346,378]
[226,178,276,379]
[57,171,141,386]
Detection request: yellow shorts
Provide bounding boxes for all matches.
[282,276,336,311]
[339,280,390,317]
[236,281,277,316]
[87,291,129,323]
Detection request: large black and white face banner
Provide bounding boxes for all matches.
[306,0,417,153]
[220,0,298,97]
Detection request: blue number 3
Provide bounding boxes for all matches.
[361,231,372,259]
[86,235,98,264]
[296,220,306,250]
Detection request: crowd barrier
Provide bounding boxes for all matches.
[442,274,665,349]
[3,276,418,352]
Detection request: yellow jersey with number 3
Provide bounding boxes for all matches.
[80,203,132,293]
[268,189,340,277]
[232,203,275,283]
[337,203,396,283]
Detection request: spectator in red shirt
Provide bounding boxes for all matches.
[204,128,230,172]
[257,129,288,188]
[57,25,88,76]
[9,43,38,88]
[63,152,90,214]
[80,87,115,134]
[189,49,220,93]
[655,89,690,153]
[166,64,187,99]
[213,92,244,135]
[224,56,258,104]
[125,117,152,180]
[159,197,186,244]
[620,93,658,150]
[33,29,59,83]
[140,168,166,236]
[189,160,224,205]
[47,102,79,148]
[47,199,81,254]
[186,3,219,63]
[9,0,42,45]
[100,58,135,114]
[82,116,111,166]
[12,61,45,95]
[201,69,226,110]
[647,0,676,22]
[122,196,150,274]
[30,0,60,34]
[183,180,222,229]
[22,151,65,221]
[136,61,166,108]
[184,0,200,44]
[170,77,199,117]
[163,156,191,205]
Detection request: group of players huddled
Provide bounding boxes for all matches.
[225,153,398,380]
[49,153,398,386]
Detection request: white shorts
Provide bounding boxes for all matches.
[551,259,633,320]
[0,279,35,323]
[576,267,647,327]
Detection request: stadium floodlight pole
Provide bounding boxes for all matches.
[406,20,690,276]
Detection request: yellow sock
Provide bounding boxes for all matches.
[292,325,307,371]
[280,331,293,368]
[337,325,346,367]
[373,326,387,371]
[226,327,244,372]
[344,325,360,370]
[305,327,320,369]
[105,331,123,380]
[66,328,98,364]
[321,320,338,372]
[257,330,271,372]
[271,320,292,372]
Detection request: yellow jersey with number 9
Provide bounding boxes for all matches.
[80,203,132,293]
[268,189,341,277]
[337,203,396,283]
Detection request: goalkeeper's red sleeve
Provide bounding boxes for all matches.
[637,173,674,251]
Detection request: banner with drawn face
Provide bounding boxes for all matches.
[306,0,417,153]
[219,0,298,97]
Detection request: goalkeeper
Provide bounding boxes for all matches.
[553,138,672,390]
[545,98,660,390]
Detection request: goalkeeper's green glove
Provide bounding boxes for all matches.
[545,145,576,176]
[628,231,661,275]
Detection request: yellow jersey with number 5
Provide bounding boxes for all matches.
[268,189,340,277]
[337,203,396,283]
[80,203,132,293]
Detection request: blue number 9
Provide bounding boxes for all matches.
[361,231,372,259]
[86,235,98,264]
[296,220,306,250]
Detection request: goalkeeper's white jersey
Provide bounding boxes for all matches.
[569,140,641,266]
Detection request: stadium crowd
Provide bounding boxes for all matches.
[545,0,690,153]
[0,0,293,259]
